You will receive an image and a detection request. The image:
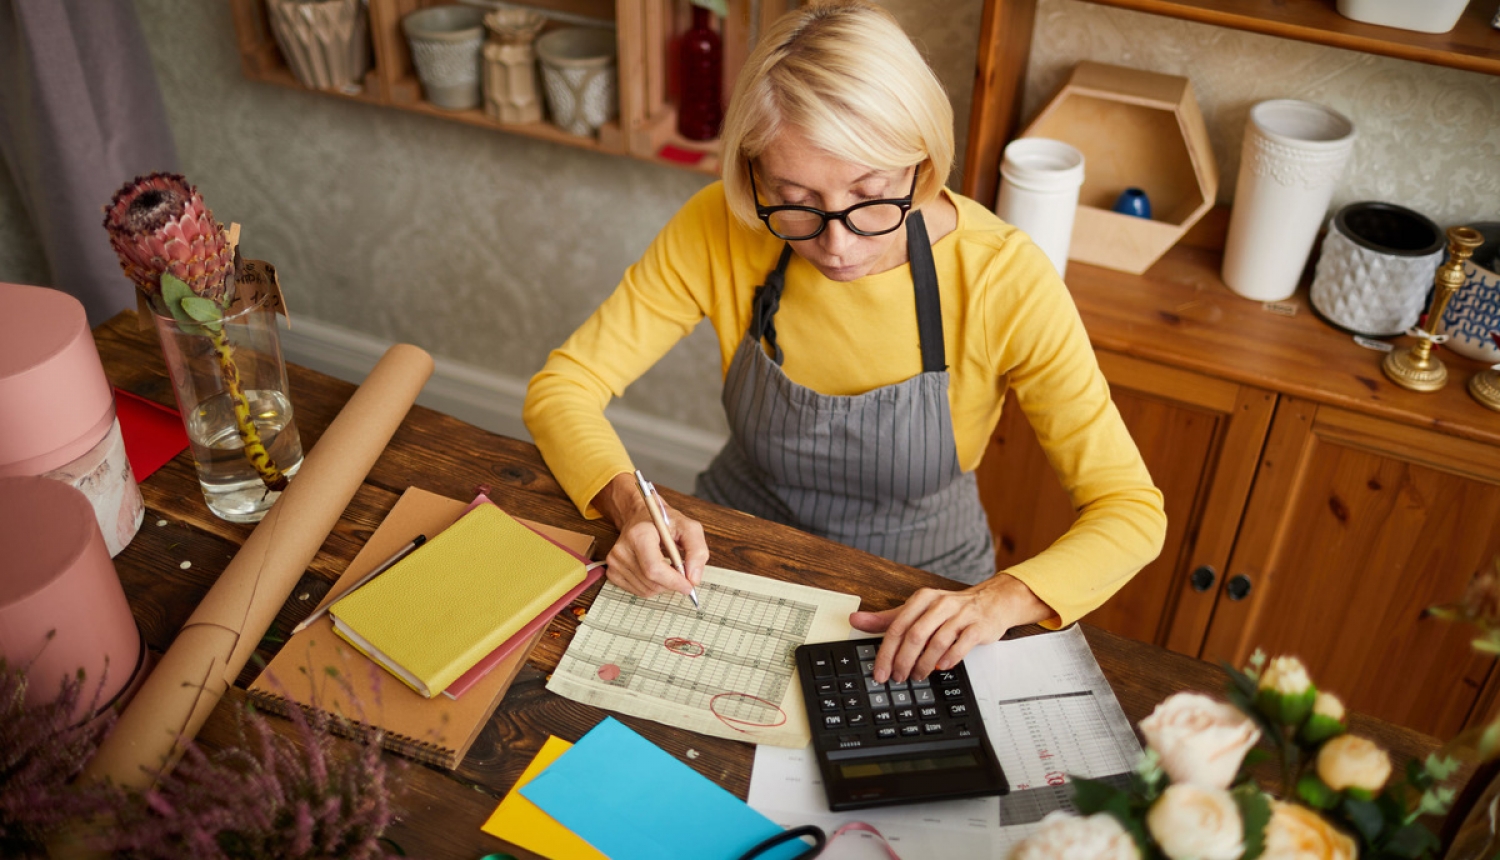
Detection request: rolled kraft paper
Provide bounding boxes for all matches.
[0,476,142,723]
[79,343,434,792]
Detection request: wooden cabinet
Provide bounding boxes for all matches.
[974,214,1500,738]
[229,0,791,176]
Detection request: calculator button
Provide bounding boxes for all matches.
[816,681,836,695]
[847,711,869,728]
[842,695,862,710]
[923,722,945,735]
[860,660,876,676]
[864,677,887,693]
[935,670,959,685]
[876,726,899,740]
[837,734,863,749]
[949,702,970,717]
[895,707,916,722]
[835,655,861,677]
[891,690,913,707]
[839,679,860,694]
[954,723,974,738]
[909,677,931,689]
[886,680,909,692]
[914,688,936,705]
[919,705,940,720]
[820,697,839,712]
[810,652,834,678]
[872,710,893,724]
[824,714,844,730]
[856,643,878,660]
[900,724,921,737]
[941,686,965,700]
[868,692,890,709]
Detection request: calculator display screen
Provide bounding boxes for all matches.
[838,751,982,780]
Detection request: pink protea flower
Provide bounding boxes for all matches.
[103,172,234,304]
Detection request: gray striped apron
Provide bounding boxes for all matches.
[695,212,996,583]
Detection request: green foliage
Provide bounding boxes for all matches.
[161,273,225,335]
[1232,784,1270,860]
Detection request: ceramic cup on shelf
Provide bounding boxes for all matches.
[1309,201,1445,337]
[995,138,1086,278]
[1222,100,1357,303]
[535,26,618,137]
[1335,0,1473,34]
[265,0,371,92]
[403,4,487,110]
[1437,221,1500,361]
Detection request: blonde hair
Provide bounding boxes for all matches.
[720,0,954,229]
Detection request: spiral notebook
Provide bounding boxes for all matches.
[247,486,596,769]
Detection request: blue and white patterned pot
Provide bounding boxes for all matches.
[1438,222,1500,362]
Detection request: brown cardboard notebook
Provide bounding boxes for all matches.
[247,486,596,769]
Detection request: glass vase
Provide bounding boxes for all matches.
[150,290,303,523]
[676,5,722,141]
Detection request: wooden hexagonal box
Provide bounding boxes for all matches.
[1020,61,1218,275]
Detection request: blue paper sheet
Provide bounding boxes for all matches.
[520,717,808,860]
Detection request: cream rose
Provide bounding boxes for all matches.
[1009,811,1139,860]
[1139,692,1261,789]
[1146,784,1244,860]
[1312,691,1344,721]
[1259,656,1313,696]
[1316,734,1392,793]
[1263,800,1356,860]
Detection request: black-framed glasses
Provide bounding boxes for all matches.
[749,161,917,241]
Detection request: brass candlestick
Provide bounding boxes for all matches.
[1470,366,1500,412]
[1382,225,1484,392]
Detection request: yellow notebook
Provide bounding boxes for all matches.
[329,503,588,698]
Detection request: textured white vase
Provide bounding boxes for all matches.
[1309,202,1444,337]
[1222,100,1357,302]
[995,138,1085,279]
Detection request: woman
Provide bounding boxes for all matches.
[523,0,1166,684]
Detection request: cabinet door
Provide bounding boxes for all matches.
[1203,398,1500,738]
[976,350,1274,651]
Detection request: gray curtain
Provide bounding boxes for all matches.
[0,0,179,327]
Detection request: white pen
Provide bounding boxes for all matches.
[633,469,700,610]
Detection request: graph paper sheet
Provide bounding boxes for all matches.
[547,565,861,748]
[748,625,1141,859]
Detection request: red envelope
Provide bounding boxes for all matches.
[113,388,188,481]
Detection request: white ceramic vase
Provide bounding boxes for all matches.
[536,27,618,137]
[995,138,1086,279]
[1309,202,1445,337]
[403,5,487,110]
[1222,100,1357,302]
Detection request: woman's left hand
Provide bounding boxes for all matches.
[849,574,1055,683]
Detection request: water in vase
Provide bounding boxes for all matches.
[184,389,304,523]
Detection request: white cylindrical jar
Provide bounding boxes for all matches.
[1222,100,1357,302]
[995,138,1086,279]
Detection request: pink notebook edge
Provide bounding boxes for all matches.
[440,494,602,700]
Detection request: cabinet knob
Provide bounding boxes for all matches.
[1190,565,1217,592]
[1226,574,1253,601]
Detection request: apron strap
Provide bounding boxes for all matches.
[751,243,796,366]
[906,211,946,373]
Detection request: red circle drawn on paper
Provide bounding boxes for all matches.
[708,691,788,733]
[597,663,622,681]
[663,637,706,658]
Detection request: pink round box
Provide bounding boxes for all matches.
[0,282,143,555]
[0,475,145,721]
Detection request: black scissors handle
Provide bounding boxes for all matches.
[735,824,826,860]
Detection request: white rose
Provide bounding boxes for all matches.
[1312,692,1344,721]
[1259,656,1313,696]
[1139,692,1261,790]
[1146,783,1244,860]
[1316,734,1392,793]
[1009,811,1139,860]
[1263,800,1356,860]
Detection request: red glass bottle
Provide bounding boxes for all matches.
[677,6,723,141]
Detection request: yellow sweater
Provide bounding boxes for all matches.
[524,182,1166,625]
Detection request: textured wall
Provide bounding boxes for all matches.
[1,1,1495,439]
[1025,0,1500,228]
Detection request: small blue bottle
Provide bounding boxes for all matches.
[1113,187,1152,219]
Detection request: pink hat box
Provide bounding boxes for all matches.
[0,283,143,555]
[0,476,146,723]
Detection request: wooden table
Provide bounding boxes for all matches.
[92,311,1459,859]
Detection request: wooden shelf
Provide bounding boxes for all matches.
[1078,0,1500,76]
[1066,207,1500,448]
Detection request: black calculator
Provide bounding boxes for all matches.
[794,638,1008,811]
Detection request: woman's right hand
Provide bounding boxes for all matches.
[592,472,709,599]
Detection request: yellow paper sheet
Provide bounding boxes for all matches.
[482,736,608,860]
